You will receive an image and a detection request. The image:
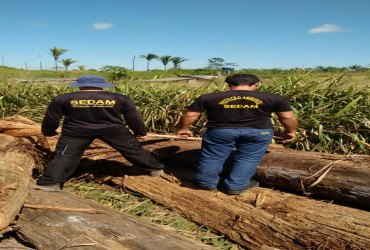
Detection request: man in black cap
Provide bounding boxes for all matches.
[31,75,164,192]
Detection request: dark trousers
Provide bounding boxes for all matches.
[37,132,162,185]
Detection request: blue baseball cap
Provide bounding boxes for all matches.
[69,75,116,88]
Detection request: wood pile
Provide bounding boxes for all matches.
[1,116,370,249]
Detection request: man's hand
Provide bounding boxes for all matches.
[274,131,296,143]
[136,135,147,141]
[176,129,193,138]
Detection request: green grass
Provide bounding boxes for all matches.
[0,68,369,154]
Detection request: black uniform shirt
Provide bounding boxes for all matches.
[187,90,292,129]
[41,91,146,136]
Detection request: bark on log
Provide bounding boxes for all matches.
[256,147,370,209]
[1,118,370,208]
[15,189,212,250]
[143,138,370,209]
[109,174,370,249]
[0,134,34,231]
[77,140,370,249]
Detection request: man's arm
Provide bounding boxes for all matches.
[276,111,298,143]
[121,98,147,136]
[41,99,63,136]
[176,111,202,137]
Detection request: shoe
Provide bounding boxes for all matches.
[149,169,164,177]
[29,182,61,192]
[225,180,259,195]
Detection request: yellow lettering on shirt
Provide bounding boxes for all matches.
[70,99,116,108]
[224,104,259,108]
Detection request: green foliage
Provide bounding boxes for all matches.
[140,53,159,71]
[0,69,369,154]
[208,57,225,69]
[158,55,172,70]
[50,47,67,71]
[263,72,370,154]
[0,82,71,121]
[171,57,188,69]
[60,58,77,70]
[100,66,129,81]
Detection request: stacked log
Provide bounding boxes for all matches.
[0,134,34,232]
[1,117,370,249]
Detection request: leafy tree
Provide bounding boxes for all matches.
[158,55,172,70]
[50,47,67,71]
[171,57,188,69]
[348,64,363,70]
[100,65,127,72]
[100,65,128,81]
[60,58,77,71]
[77,65,85,70]
[208,57,224,69]
[140,53,158,71]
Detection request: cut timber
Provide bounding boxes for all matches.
[0,134,34,231]
[109,173,370,249]
[15,189,212,250]
[86,138,370,209]
[78,139,370,249]
[257,147,370,208]
[3,117,368,208]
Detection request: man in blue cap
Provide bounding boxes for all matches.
[31,75,164,192]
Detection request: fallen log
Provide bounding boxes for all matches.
[0,134,34,231]
[75,140,370,249]
[142,138,370,209]
[1,118,370,209]
[111,174,370,250]
[2,118,370,249]
[15,189,212,250]
[256,147,370,209]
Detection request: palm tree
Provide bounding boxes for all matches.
[171,57,188,69]
[140,53,158,71]
[77,65,85,70]
[158,55,172,70]
[50,47,67,71]
[60,58,77,70]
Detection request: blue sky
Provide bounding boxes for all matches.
[1,0,370,70]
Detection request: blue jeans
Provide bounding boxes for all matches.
[194,128,273,191]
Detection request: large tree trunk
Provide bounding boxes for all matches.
[142,138,370,209]
[256,147,370,209]
[0,134,34,231]
[110,174,370,250]
[78,140,370,249]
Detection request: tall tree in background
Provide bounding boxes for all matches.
[171,57,188,69]
[77,65,85,70]
[208,57,224,69]
[140,53,158,71]
[60,58,77,71]
[158,55,172,70]
[50,47,67,71]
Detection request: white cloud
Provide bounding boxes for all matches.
[307,24,349,34]
[93,22,113,30]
